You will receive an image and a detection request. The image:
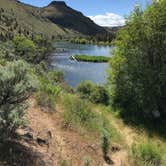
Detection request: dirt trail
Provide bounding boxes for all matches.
[25,98,106,166]
[17,98,133,166]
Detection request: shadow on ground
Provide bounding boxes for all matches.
[0,141,45,166]
[120,112,166,139]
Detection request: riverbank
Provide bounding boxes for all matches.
[71,55,110,63]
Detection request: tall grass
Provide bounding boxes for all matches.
[62,94,98,131]
[131,142,165,166]
[62,94,123,158]
[36,78,61,112]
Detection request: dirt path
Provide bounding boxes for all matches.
[17,97,136,166]
[25,98,108,166]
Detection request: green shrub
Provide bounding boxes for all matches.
[84,156,91,166]
[13,35,37,62]
[90,86,109,105]
[77,81,94,99]
[47,70,64,84]
[12,35,53,64]
[0,59,7,66]
[0,41,15,60]
[0,60,36,140]
[101,126,110,157]
[77,81,109,105]
[35,61,48,75]
[63,94,96,129]
[132,143,164,166]
[59,160,68,166]
[36,78,61,112]
[36,91,56,112]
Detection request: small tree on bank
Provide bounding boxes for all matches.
[0,60,36,141]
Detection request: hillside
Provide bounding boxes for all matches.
[0,0,106,39]
[41,1,106,36]
[0,97,128,166]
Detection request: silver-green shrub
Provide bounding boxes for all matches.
[0,60,36,140]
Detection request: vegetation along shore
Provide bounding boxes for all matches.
[71,55,110,62]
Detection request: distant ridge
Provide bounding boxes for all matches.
[0,0,106,38]
[42,1,106,35]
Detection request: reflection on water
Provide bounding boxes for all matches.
[50,42,112,87]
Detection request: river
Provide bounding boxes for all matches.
[49,42,112,87]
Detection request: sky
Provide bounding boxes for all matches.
[20,0,151,27]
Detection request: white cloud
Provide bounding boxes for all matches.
[88,12,125,27]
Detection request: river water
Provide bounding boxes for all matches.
[50,42,112,87]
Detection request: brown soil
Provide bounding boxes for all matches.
[9,97,130,166]
[25,98,106,166]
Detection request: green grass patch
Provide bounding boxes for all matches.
[131,142,166,166]
[62,94,99,131]
[71,55,110,63]
[36,76,61,112]
[62,94,123,145]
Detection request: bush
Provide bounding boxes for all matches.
[132,143,164,166]
[84,156,91,166]
[36,91,56,112]
[35,61,48,76]
[101,127,110,157]
[0,60,36,140]
[63,94,97,129]
[13,35,37,62]
[77,81,109,105]
[36,79,61,112]
[108,1,166,118]
[12,35,53,64]
[77,81,94,99]
[47,70,64,84]
[90,86,109,105]
[0,41,15,60]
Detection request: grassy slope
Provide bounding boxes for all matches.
[0,0,76,38]
[0,0,106,38]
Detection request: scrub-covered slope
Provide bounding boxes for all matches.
[0,0,106,39]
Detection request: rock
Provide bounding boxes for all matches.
[23,132,33,140]
[16,128,34,141]
[111,144,121,152]
[16,128,27,136]
[36,137,49,147]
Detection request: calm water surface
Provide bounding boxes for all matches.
[50,42,112,87]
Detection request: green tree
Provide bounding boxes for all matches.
[77,81,109,105]
[77,81,94,99]
[0,60,36,141]
[109,1,166,118]
[13,35,36,62]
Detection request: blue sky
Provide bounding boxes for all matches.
[20,0,151,27]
